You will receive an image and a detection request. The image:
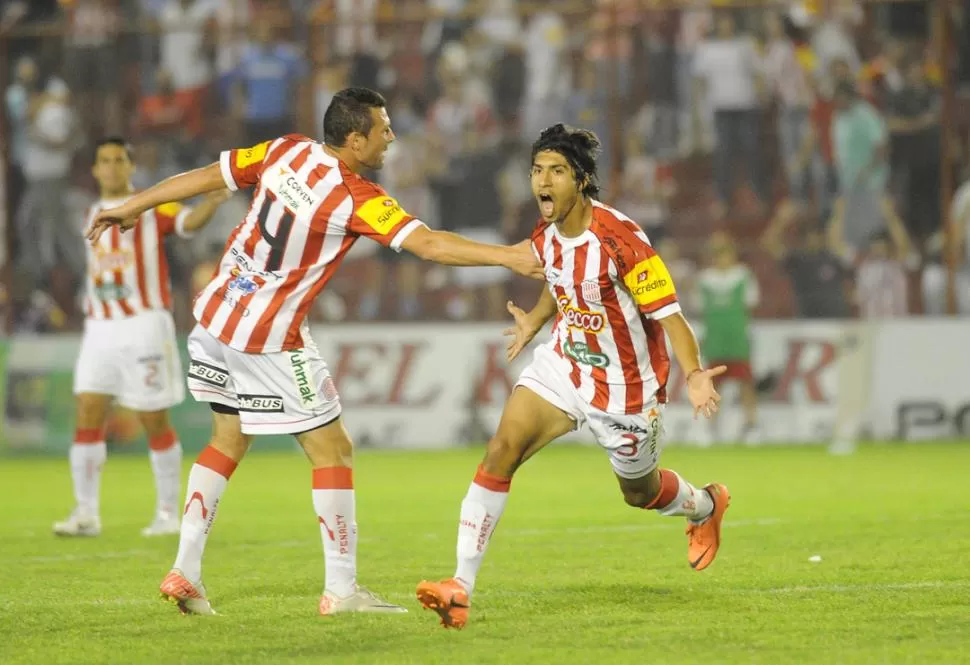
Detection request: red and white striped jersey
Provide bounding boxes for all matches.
[196,134,425,353]
[531,201,681,413]
[83,197,191,320]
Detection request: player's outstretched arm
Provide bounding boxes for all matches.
[400,227,543,279]
[86,163,226,243]
[657,312,727,419]
[504,288,557,362]
[180,189,233,234]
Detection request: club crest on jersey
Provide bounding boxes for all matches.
[264,164,321,217]
[557,296,605,333]
[581,280,602,303]
[227,267,258,294]
[91,247,133,275]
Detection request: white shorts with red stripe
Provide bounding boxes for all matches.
[186,324,341,435]
[516,344,664,479]
[73,310,185,411]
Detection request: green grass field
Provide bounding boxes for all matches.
[2,442,969,664]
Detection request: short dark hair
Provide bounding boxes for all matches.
[94,136,134,163]
[530,124,602,198]
[833,80,857,101]
[323,87,387,148]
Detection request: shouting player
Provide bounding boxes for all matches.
[54,137,229,538]
[416,124,731,629]
[86,88,541,616]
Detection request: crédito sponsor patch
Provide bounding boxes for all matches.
[356,196,407,235]
[622,256,676,307]
[156,201,183,218]
[235,141,270,169]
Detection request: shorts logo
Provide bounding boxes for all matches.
[237,394,285,413]
[289,349,320,408]
[563,339,610,368]
[188,360,229,388]
[558,296,605,333]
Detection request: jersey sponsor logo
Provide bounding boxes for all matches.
[229,248,282,280]
[93,283,132,301]
[188,360,229,388]
[558,296,605,333]
[356,195,407,235]
[235,141,270,169]
[227,267,259,294]
[563,339,610,368]
[220,291,251,317]
[289,349,320,408]
[91,247,134,274]
[264,165,321,216]
[623,256,676,306]
[237,393,285,413]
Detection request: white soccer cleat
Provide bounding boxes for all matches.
[53,510,101,537]
[141,512,180,537]
[318,587,408,615]
[159,569,216,615]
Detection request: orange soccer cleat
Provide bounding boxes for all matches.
[159,569,216,615]
[416,578,470,629]
[686,483,731,571]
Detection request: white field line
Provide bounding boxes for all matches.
[12,519,784,565]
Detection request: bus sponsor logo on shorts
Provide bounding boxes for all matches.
[558,297,605,333]
[237,394,285,413]
[188,360,229,388]
[289,349,320,408]
[563,340,610,368]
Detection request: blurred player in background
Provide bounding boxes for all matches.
[87,88,542,616]
[697,231,761,443]
[416,124,730,629]
[54,138,229,538]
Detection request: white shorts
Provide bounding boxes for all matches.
[73,310,185,412]
[516,344,664,479]
[186,325,341,436]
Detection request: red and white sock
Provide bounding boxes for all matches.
[148,429,182,517]
[645,469,714,522]
[312,467,357,598]
[69,428,107,517]
[453,465,511,596]
[173,446,237,583]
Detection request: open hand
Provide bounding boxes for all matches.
[687,365,727,419]
[503,300,541,362]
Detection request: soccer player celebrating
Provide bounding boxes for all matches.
[54,138,229,538]
[86,88,541,616]
[416,124,731,629]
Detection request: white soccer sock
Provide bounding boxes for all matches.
[649,469,714,522]
[454,466,511,596]
[173,446,237,583]
[70,429,107,517]
[148,430,182,516]
[312,467,357,598]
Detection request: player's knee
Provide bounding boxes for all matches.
[482,433,527,476]
[622,489,655,508]
[137,410,170,437]
[75,393,111,429]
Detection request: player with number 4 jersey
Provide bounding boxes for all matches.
[416,124,733,629]
[86,88,542,618]
[54,137,229,540]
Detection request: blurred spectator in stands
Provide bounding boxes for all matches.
[764,11,821,216]
[135,68,204,144]
[521,3,568,142]
[858,35,906,105]
[615,132,674,244]
[5,56,40,227]
[231,21,308,145]
[811,0,862,90]
[761,203,852,318]
[313,57,350,136]
[829,80,895,257]
[632,11,678,160]
[678,4,713,157]
[564,57,613,191]
[15,77,84,319]
[62,0,121,134]
[923,167,970,315]
[656,237,698,317]
[693,11,767,219]
[886,56,941,241]
[153,0,216,113]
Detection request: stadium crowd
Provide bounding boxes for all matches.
[3,0,970,332]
